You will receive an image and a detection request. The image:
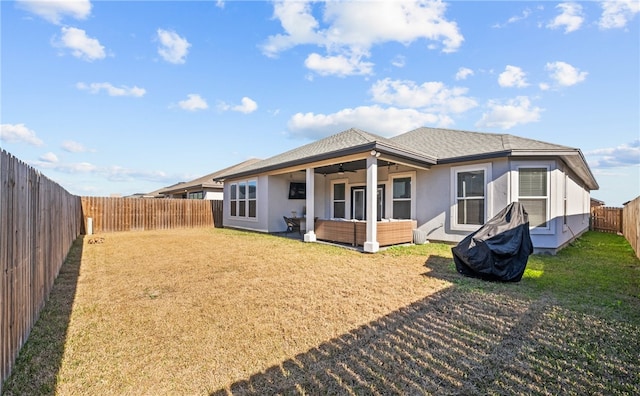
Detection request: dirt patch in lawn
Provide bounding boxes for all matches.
[3,229,638,395]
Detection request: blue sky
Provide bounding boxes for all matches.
[1,0,638,206]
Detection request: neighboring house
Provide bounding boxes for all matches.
[215,127,598,254]
[156,158,261,200]
[590,197,605,208]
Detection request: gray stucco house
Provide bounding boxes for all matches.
[215,127,598,254]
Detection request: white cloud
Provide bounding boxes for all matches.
[547,2,584,33]
[599,0,640,29]
[54,27,106,61]
[539,82,550,91]
[391,55,406,68]
[545,61,587,87]
[178,94,208,111]
[39,152,59,163]
[586,140,640,168]
[105,166,171,182]
[16,0,91,24]
[498,65,529,88]
[476,96,542,130]
[234,97,258,114]
[0,123,44,146]
[157,29,191,64]
[304,53,374,77]
[62,140,92,153]
[287,105,450,140]
[370,78,477,114]
[30,160,97,174]
[455,67,474,81]
[76,82,146,97]
[262,0,463,76]
[492,8,532,28]
[218,97,259,114]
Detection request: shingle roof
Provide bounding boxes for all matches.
[215,128,434,179]
[391,127,575,160]
[158,158,261,195]
[216,126,598,190]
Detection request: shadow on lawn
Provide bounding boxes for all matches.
[2,236,84,395]
[213,256,638,395]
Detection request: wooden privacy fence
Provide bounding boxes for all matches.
[80,197,220,233]
[591,206,623,234]
[1,150,83,391]
[622,196,640,259]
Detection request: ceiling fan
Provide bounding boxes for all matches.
[337,163,356,174]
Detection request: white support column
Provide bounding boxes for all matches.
[304,167,317,242]
[364,154,379,253]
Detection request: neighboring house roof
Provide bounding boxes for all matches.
[157,158,261,196]
[216,127,599,190]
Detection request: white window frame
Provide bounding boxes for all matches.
[451,163,492,231]
[331,179,348,218]
[511,162,553,234]
[229,179,257,220]
[390,172,416,220]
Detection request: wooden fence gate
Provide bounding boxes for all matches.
[591,206,623,234]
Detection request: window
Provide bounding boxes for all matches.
[230,183,237,216]
[188,191,204,199]
[229,180,257,219]
[248,180,257,218]
[333,183,345,218]
[392,177,411,219]
[456,170,485,225]
[518,167,548,228]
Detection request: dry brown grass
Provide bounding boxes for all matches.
[4,229,638,395]
[56,228,451,394]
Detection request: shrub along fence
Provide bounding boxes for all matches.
[80,196,218,234]
[1,150,83,391]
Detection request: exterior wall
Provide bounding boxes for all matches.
[264,173,326,232]
[414,158,510,244]
[413,157,590,253]
[204,190,223,200]
[221,156,591,253]
[223,173,326,234]
[223,175,269,232]
[551,163,591,252]
[507,158,590,253]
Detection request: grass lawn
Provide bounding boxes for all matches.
[2,229,639,395]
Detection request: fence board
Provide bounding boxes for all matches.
[591,206,623,234]
[623,196,640,259]
[1,150,82,391]
[79,197,218,234]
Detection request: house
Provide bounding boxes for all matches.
[215,127,598,254]
[156,158,261,200]
[590,197,605,208]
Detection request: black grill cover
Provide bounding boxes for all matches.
[451,202,533,282]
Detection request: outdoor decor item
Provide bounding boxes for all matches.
[452,202,534,282]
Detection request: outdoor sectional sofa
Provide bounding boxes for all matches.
[315,219,417,247]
